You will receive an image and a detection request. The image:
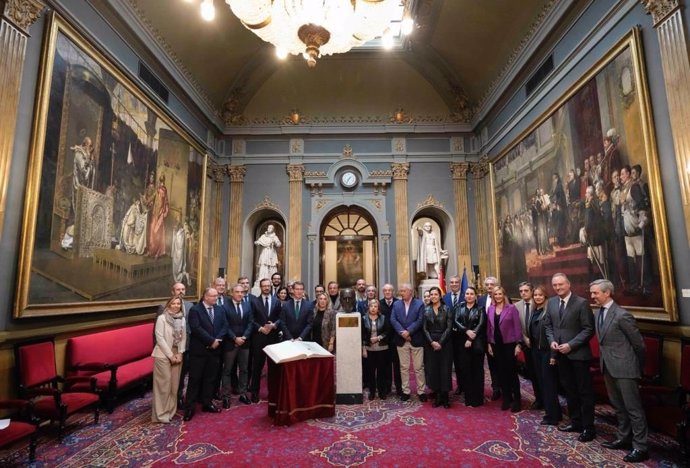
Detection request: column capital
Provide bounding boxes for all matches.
[391,162,409,180]
[471,156,489,179]
[1,0,44,34]
[227,165,246,182]
[641,0,680,26]
[450,162,470,180]
[210,163,227,183]
[286,163,305,182]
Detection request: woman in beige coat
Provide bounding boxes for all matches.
[152,296,186,423]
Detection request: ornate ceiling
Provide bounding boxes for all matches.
[99,0,578,130]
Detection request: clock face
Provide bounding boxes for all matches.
[341,171,358,188]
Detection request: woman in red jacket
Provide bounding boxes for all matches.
[487,286,523,412]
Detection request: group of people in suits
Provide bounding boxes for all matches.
[152,270,649,463]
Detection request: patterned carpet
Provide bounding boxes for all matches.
[1,374,684,467]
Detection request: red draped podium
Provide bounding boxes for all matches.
[267,357,335,425]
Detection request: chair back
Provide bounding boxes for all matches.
[680,338,690,392]
[642,332,663,383]
[15,340,57,390]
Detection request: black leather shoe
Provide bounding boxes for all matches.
[578,429,596,442]
[601,439,632,450]
[540,419,558,426]
[432,395,441,408]
[491,389,501,401]
[183,409,194,421]
[177,398,185,408]
[379,393,387,401]
[202,404,221,413]
[368,392,376,401]
[501,400,511,411]
[418,394,427,402]
[251,393,260,403]
[239,395,251,405]
[623,449,649,463]
[222,398,230,409]
[511,401,521,413]
[400,394,410,402]
[529,401,544,410]
[558,424,584,433]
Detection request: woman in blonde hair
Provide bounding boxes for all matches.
[152,295,186,423]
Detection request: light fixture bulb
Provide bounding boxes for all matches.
[200,0,215,21]
[401,17,414,35]
[382,29,394,50]
[276,47,288,60]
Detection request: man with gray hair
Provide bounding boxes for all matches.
[544,273,596,442]
[391,283,427,402]
[590,279,648,462]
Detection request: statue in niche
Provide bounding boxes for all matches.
[416,222,448,279]
[254,224,282,281]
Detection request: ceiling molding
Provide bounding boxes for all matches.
[110,0,224,129]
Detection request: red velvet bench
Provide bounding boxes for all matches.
[65,323,154,412]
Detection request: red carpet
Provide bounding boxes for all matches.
[1,373,682,467]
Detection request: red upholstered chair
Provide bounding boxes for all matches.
[15,339,100,441]
[0,399,38,463]
[641,332,663,384]
[588,337,608,403]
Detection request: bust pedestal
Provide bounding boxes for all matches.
[335,312,363,404]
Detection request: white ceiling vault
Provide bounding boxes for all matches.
[93,0,586,133]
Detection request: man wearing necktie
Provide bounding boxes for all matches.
[184,287,227,421]
[544,273,596,442]
[590,279,648,463]
[249,278,282,402]
[221,283,253,407]
[443,275,464,396]
[279,281,313,341]
[214,277,227,306]
[379,284,401,396]
[516,282,543,410]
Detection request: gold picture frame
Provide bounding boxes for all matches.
[15,12,209,318]
[490,28,677,321]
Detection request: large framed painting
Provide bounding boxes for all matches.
[15,13,208,317]
[490,28,676,321]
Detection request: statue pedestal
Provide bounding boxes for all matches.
[335,312,362,404]
[417,279,439,299]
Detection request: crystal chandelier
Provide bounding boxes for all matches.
[222,0,405,67]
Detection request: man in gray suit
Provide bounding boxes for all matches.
[516,281,542,410]
[544,273,596,442]
[590,279,649,463]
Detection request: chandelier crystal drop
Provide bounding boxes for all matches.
[224,0,400,67]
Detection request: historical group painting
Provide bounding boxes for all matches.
[16,14,207,317]
[491,30,675,320]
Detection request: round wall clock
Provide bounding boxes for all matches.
[341,171,358,188]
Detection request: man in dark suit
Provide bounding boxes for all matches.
[184,287,227,421]
[391,283,427,402]
[280,281,313,341]
[379,283,401,396]
[591,279,649,462]
[220,283,253,408]
[443,275,463,395]
[327,281,341,310]
[477,275,501,400]
[544,272,596,442]
[270,272,282,296]
[516,281,543,410]
[248,278,282,403]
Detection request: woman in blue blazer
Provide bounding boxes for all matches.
[486,286,523,412]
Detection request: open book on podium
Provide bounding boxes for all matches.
[264,340,333,364]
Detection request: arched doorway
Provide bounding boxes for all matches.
[320,206,378,288]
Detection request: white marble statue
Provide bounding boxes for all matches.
[254,224,282,282]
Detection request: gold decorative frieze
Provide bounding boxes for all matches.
[369,170,393,177]
[304,171,327,177]
[227,165,246,182]
[417,194,444,210]
[391,162,409,180]
[450,162,470,180]
[255,195,279,211]
[641,0,679,26]
[286,164,305,182]
[1,0,44,32]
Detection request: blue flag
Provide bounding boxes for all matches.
[460,267,469,297]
